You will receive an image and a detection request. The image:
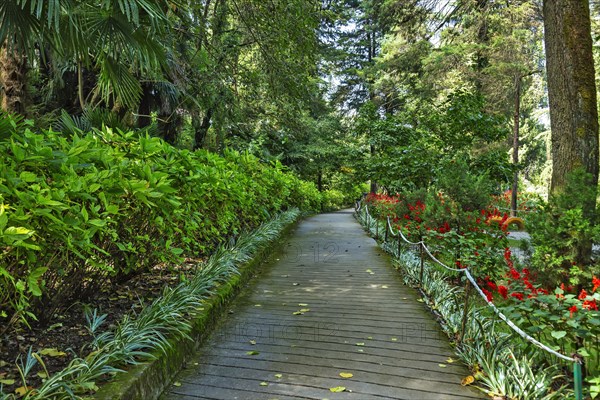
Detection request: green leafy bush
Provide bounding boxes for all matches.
[528,169,600,287]
[320,189,346,211]
[0,113,320,330]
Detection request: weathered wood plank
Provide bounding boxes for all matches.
[161,211,483,399]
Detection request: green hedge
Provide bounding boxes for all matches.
[0,115,321,330]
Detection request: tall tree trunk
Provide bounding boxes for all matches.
[0,46,27,115]
[474,0,489,92]
[543,0,599,264]
[511,75,521,217]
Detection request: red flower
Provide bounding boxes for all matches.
[504,248,514,269]
[498,286,508,299]
[524,278,535,292]
[593,276,600,292]
[508,268,521,280]
[511,292,524,301]
[482,288,493,302]
[569,305,578,318]
[578,289,588,300]
[583,300,598,311]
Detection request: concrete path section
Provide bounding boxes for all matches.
[162,210,483,400]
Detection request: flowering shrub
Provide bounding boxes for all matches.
[365,189,509,279]
[363,183,599,395]
[480,249,600,374]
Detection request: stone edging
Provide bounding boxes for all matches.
[93,219,299,400]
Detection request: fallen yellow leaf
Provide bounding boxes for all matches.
[461,375,475,386]
[246,351,259,355]
[298,303,308,306]
[260,382,268,386]
[173,382,182,387]
[329,386,346,393]
[14,386,31,396]
[339,372,353,378]
[299,308,310,312]
[274,374,283,379]
[39,348,66,357]
[355,342,365,346]
[438,364,447,368]
[446,357,455,363]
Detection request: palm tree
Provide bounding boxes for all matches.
[0,0,64,114]
[0,0,171,115]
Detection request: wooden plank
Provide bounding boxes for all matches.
[161,210,483,399]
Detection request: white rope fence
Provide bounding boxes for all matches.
[357,203,576,363]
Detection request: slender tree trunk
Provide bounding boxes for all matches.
[543,0,599,264]
[77,60,86,111]
[474,0,489,92]
[317,170,323,192]
[195,109,213,149]
[511,75,521,217]
[369,144,377,194]
[367,20,377,195]
[0,46,27,115]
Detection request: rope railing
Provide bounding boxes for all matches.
[355,201,583,399]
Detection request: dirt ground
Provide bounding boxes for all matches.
[0,262,198,395]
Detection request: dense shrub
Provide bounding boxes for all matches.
[320,189,346,211]
[0,114,321,330]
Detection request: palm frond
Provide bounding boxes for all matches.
[95,55,142,110]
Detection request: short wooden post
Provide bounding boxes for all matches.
[375,219,379,239]
[384,218,389,242]
[419,242,424,287]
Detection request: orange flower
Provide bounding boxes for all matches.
[593,276,600,292]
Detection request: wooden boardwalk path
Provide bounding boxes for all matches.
[162,211,483,399]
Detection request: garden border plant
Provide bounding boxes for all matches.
[0,209,300,400]
[356,202,580,399]
[0,113,324,333]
